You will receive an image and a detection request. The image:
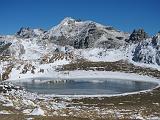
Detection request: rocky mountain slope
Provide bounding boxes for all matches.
[0,17,160,80]
[127,30,160,65]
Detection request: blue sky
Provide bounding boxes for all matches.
[0,0,159,35]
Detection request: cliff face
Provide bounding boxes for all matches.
[131,32,160,65]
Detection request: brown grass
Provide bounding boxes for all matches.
[60,60,160,78]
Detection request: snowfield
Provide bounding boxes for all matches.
[7,63,160,82]
[29,107,45,116]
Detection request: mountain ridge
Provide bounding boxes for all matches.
[0,17,160,80]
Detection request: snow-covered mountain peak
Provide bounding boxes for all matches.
[45,17,129,49]
[16,27,45,38]
[60,17,77,25]
[48,17,94,35]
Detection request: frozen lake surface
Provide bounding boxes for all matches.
[14,78,158,95]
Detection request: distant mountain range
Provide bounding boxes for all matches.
[0,17,160,80]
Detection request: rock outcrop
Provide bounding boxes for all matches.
[126,29,148,43]
[132,33,160,65]
[0,40,12,55]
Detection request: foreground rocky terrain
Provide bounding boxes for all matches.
[0,79,159,120]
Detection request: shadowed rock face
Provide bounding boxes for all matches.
[72,23,106,49]
[126,29,148,43]
[16,27,45,38]
[132,42,154,64]
[0,40,12,54]
[16,27,35,38]
[132,33,160,65]
[156,51,160,65]
[0,39,26,57]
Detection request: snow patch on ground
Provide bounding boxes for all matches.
[29,107,45,116]
[0,110,11,114]
[75,48,125,62]
[26,117,33,120]
[8,70,160,84]
[23,109,32,114]
[0,95,14,107]
[8,58,70,81]
[22,99,35,107]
